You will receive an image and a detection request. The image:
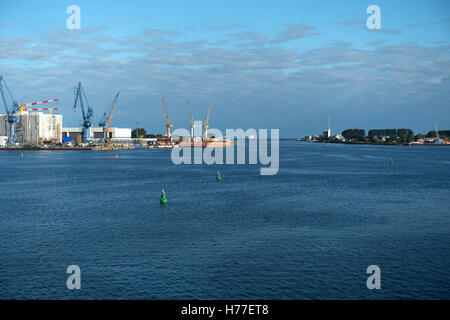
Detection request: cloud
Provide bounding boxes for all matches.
[336,19,402,36]
[141,28,180,38]
[272,24,317,43]
[367,40,388,47]
[0,26,449,136]
[201,20,247,31]
[229,24,317,47]
[231,31,270,47]
[405,17,450,28]
[335,20,366,26]
[371,29,402,35]
[231,31,269,42]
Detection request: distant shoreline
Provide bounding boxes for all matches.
[0,147,94,151]
[295,140,450,147]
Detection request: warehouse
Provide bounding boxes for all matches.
[61,127,132,143]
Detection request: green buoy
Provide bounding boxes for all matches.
[390,158,394,167]
[216,170,221,181]
[20,153,24,159]
[160,187,167,204]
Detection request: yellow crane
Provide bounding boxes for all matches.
[186,100,194,139]
[99,91,121,148]
[162,96,173,139]
[203,104,211,140]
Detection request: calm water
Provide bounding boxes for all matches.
[0,141,449,299]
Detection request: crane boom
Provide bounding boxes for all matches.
[186,100,194,138]
[20,99,59,114]
[99,91,121,148]
[162,96,173,138]
[105,92,120,129]
[205,104,211,127]
[162,96,170,125]
[73,82,94,143]
[186,100,193,127]
[203,104,212,139]
[19,99,59,108]
[21,107,59,112]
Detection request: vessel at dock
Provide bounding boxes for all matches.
[178,137,232,147]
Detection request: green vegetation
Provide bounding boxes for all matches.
[311,127,448,145]
[342,129,366,140]
[339,128,416,144]
[132,128,147,138]
[367,128,414,143]
[415,134,425,140]
[368,129,413,137]
[132,128,166,139]
[146,134,166,139]
[427,130,450,140]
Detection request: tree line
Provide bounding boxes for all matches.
[341,129,366,140]
[131,128,165,139]
[341,128,415,143]
[368,129,413,138]
[426,130,450,139]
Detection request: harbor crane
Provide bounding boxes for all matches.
[203,104,212,140]
[186,100,194,139]
[73,82,94,143]
[99,91,121,148]
[0,75,20,146]
[162,96,173,139]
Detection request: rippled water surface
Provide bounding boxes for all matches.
[0,142,449,299]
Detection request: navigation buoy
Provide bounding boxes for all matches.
[216,170,221,181]
[390,158,394,167]
[115,154,118,159]
[160,188,168,204]
[20,153,24,159]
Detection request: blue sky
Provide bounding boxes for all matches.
[0,0,449,137]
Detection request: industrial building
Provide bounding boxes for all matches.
[0,112,62,145]
[0,112,131,146]
[61,127,132,142]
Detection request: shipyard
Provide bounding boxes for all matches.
[0,76,231,151]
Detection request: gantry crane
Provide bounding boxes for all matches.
[162,96,173,139]
[99,91,121,148]
[186,100,194,139]
[0,75,20,146]
[73,82,94,143]
[203,104,212,140]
